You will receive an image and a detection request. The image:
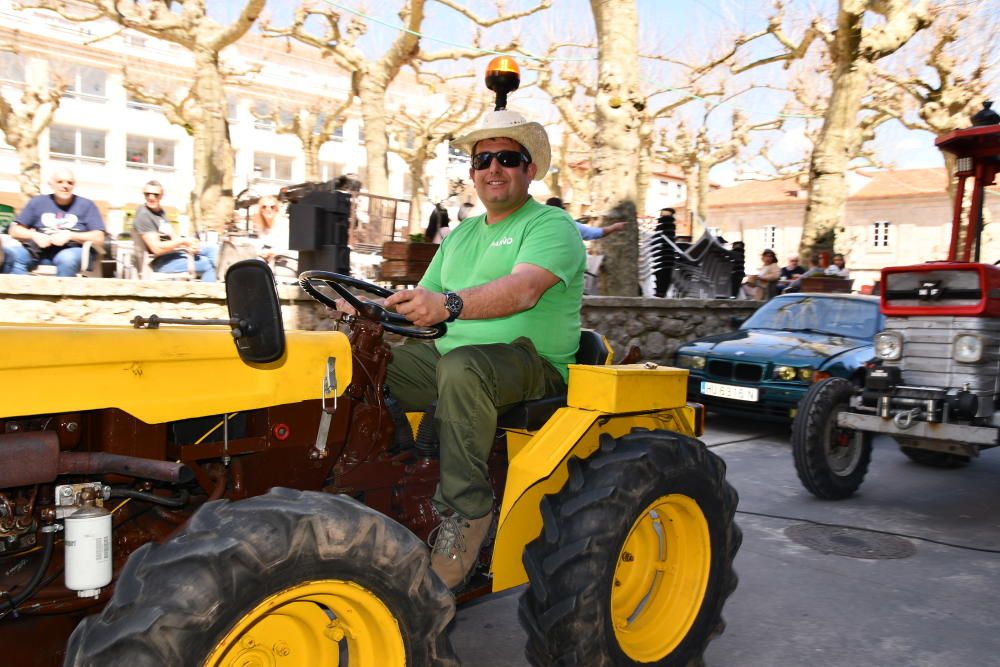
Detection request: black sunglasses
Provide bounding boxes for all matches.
[471,150,531,170]
[143,192,162,197]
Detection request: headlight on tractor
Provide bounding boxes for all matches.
[874,331,902,360]
[953,334,984,363]
[676,354,706,370]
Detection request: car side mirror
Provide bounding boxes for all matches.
[730,315,747,329]
[225,259,286,364]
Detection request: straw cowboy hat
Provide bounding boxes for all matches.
[452,109,550,181]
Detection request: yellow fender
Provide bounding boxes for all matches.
[491,364,698,591]
[0,324,352,423]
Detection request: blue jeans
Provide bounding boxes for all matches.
[1,242,84,277]
[152,243,219,282]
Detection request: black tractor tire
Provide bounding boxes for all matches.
[792,377,872,500]
[897,443,971,469]
[518,429,740,667]
[64,488,458,667]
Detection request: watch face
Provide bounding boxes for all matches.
[445,292,463,318]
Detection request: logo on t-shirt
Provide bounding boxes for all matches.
[40,211,81,234]
[490,236,514,248]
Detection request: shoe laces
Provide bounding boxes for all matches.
[428,514,468,558]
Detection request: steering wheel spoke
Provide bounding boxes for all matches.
[298,271,447,340]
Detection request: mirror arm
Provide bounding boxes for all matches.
[131,314,245,333]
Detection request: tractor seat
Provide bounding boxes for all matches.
[497,330,611,431]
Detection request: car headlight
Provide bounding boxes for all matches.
[676,354,706,370]
[874,331,902,360]
[774,365,797,381]
[953,334,984,363]
[773,366,815,382]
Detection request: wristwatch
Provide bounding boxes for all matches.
[443,291,463,322]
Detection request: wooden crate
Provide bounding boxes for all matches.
[382,241,439,261]
[800,277,854,293]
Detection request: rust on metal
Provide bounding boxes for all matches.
[0,431,60,487]
[57,452,193,483]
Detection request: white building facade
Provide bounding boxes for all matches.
[0,3,452,237]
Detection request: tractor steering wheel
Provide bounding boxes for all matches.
[298,271,447,340]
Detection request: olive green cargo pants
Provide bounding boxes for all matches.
[386,337,565,519]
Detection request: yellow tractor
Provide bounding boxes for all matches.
[0,261,738,666]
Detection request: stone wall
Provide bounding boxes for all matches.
[0,276,760,363]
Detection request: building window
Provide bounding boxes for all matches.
[227,98,239,124]
[252,100,275,130]
[0,52,25,83]
[763,225,777,249]
[123,33,148,48]
[63,65,107,100]
[126,93,161,112]
[331,123,344,141]
[50,125,106,161]
[254,153,293,182]
[126,135,175,169]
[320,161,343,182]
[872,220,891,248]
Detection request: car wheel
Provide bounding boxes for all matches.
[65,488,458,667]
[792,377,872,499]
[518,429,740,666]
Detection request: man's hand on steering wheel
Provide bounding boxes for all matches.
[385,287,449,327]
[332,296,383,318]
[298,271,446,339]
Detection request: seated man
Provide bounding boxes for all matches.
[345,107,585,590]
[3,167,104,276]
[782,252,825,293]
[133,180,218,282]
[779,255,805,282]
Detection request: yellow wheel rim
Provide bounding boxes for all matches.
[204,579,406,667]
[611,494,711,662]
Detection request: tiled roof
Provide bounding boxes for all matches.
[707,168,948,208]
[708,176,803,207]
[851,168,946,199]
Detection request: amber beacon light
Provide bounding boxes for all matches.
[485,56,521,111]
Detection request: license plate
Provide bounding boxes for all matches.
[701,381,759,402]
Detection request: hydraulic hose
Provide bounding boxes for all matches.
[0,525,56,620]
[109,487,190,508]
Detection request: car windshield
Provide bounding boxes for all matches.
[742,296,881,339]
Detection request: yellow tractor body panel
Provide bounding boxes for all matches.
[491,364,695,591]
[0,323,352,423]
[567,363,689,412]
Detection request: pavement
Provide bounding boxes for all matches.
[449,418,1000,666]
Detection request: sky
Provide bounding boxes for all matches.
[219,0,1000,185]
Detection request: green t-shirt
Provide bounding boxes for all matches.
[419,197,585,382]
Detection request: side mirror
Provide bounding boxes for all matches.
[225,259,286,364]
[730,315,747,329]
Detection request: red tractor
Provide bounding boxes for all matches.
[793,102,1000,498]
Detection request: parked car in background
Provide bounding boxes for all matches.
[675,293,883,421]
